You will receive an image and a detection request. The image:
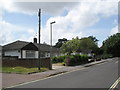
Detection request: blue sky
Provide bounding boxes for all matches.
[0,0,119,47]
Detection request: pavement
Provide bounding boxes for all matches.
[1,58,117,89]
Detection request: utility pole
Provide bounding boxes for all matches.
[38,8,41,70]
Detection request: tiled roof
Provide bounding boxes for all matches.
[3,40,60,52]
[3,40,28,51]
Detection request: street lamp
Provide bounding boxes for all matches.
[50,21,56,70]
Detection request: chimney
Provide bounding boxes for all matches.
[33,38,37,43]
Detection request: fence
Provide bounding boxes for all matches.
[2,56,51,69]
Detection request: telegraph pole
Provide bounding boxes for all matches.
[38,9,41,70]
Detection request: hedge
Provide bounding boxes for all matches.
[66,54,89,66]
[52,56,66,63]
[52,54,89,66]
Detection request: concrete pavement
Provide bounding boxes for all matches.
[1,58,117,89]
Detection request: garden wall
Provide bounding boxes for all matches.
[2,56,51,69]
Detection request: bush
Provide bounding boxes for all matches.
[81,55,89,63]
[52,54,89,66]
[65,54,89,66]
[52,57,58,63]
[52,56,66,63]
[69,55,75,66]
[73,54,81,63]
[100,54,113,59]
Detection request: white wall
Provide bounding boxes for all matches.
[22,50,26,58]
[4,50,21,58]
[35,51,38,58]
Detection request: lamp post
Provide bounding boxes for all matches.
[50,21,56,70]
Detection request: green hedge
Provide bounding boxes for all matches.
[52,54,89,66]
[66,54,89,66]
[52,56,66,63]
[95,54,113,60]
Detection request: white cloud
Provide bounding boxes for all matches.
[41,0,118,45]
[110,25,118,35]
[0,0,118,45]
[1,0,118,15]
[1,0,78,15]
[0,21,36,45]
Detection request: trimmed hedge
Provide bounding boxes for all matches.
[52,54,89,66]
[95,54,113,61]
[52,56,66,63]
[66,54,89,66]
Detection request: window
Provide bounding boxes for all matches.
[26,50,35,58]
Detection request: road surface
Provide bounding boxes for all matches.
[7,58,119,89]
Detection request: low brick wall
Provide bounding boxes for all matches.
[2,56,51,69]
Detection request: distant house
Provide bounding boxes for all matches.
[2,39,60,59]
[72,49,94,57]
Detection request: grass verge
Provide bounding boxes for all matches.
[52,62,65,66]
[1,67,48,74]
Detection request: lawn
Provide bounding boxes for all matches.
[1,67,48,74]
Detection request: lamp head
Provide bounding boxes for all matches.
[50,21,56,24]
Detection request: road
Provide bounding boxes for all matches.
[7,58,119,89]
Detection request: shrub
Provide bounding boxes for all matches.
[69,55,75,66]
[53,54,89,66]
[65,54,89,66]
[52,56,66,63]
[81,55,89,63]
[52,57,58,63]
[100,54,113,59]
[73,54,81,63]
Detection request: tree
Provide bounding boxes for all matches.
[79,37,99,54]
[54,38,68,48]
[60,36,99,55]
[102,33,120,57]
[88,36,99,45]
[60,37,80,55]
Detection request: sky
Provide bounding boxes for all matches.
[0,0,119,47]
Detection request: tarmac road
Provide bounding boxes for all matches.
[8,58,119,89]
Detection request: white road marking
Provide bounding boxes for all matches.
[109,77,120,90]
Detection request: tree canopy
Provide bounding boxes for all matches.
[60,36,99,55]
[54,38,68,48]
[101,33,120,57]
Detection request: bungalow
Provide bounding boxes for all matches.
[2,39,60,59]
[72,49,94,57]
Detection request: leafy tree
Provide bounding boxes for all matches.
[60,36,99,55]
[102,33,120,57]
[60,37,80,55]
[80,37,99,54]
[88,36,99,45]
[54,38,68,48]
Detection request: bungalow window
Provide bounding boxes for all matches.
[26,50,35,58]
